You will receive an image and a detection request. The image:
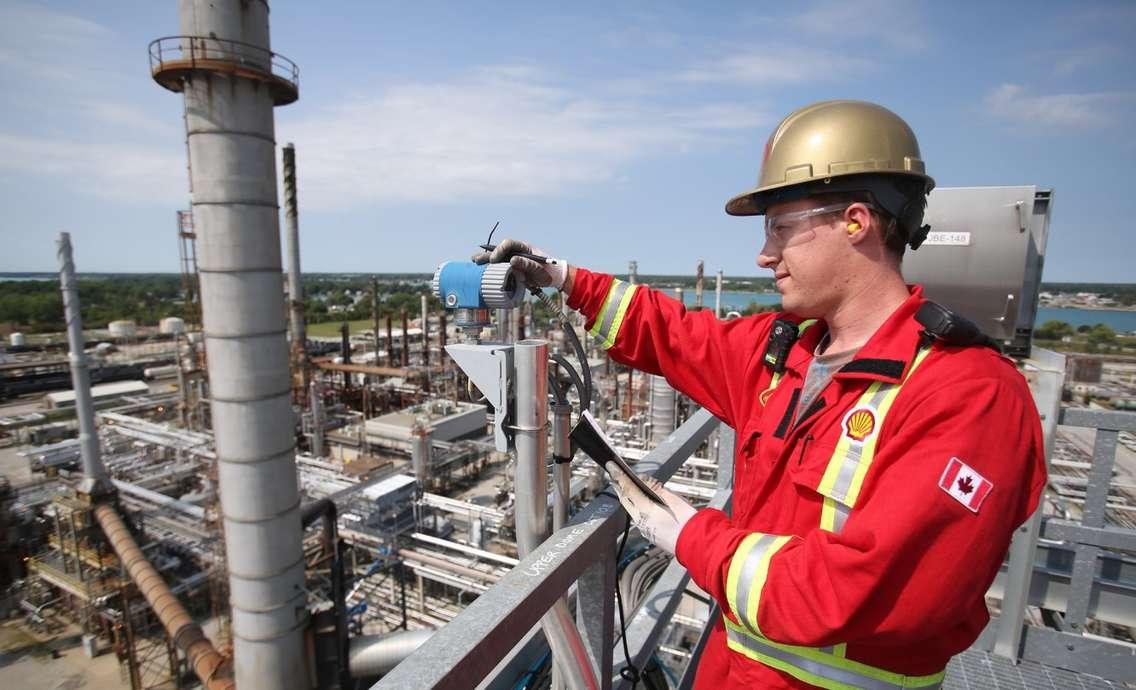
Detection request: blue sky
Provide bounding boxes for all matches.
[1,1,1134,281]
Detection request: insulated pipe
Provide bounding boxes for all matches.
[172,4,307,687]
[348,629,434,678]
[94,504,233,690]
[112,479,205,520]
[715,269,723,319]
[282,143,307,397]
[513,341,599,690]
[56,233,105,489]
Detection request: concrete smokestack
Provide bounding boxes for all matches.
[151,3,305,686]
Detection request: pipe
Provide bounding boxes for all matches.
[94,504,233,690]
[371,277,382,360]
[514,340,599,690]
[310,380,325,458]
[302,498,349,690]
[56,233,106,490]
[386,315,394,367]
[410,424,431,485]
[398,549,500,584]
[551,402,571,533]
[171,4,308,686]
[420,294,429,366]
[715,269,723,319]
[112,480,205,520]
[401,311,410,367]
[348,629,434,678]
[283,143,308,398]
[695,259,704,310]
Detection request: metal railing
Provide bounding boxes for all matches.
[374,407,725,689]
[148,35,299,93]
[374,347,1136,688]
[975,348,1136,683]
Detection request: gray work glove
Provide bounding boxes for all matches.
[471,238,569,291]
[612,474,698,554]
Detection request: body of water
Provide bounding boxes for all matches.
[669,290,1136,333]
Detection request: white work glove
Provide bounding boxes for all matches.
[471,238,569,291]
[612,473,697,554]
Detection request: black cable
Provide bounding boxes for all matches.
[614,515,643,689]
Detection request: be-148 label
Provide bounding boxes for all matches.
[922,231,971,246]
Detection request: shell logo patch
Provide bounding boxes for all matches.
[843,408,876,442]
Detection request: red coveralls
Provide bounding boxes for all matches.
[567,268,1047,690]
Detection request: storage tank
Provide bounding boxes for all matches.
[649,375,677,444]
[9,333,25,347]
[159,316,186,335]
[108,320,137,339]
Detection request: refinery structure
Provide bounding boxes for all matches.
[0,3,1134,690]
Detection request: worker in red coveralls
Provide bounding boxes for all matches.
[477,100,1047,689]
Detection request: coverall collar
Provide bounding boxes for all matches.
[784,285,928,384]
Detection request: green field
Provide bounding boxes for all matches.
[307,320,376,338]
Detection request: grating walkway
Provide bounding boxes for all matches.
[943,648,1126,689]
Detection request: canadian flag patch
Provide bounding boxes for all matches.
[938,457,993,513]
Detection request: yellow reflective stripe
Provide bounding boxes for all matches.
[724,619,945,690]
[588,279,639,350]
[845,348,930,505]
[587,280,621,339]
[817,346,933,531]
[726,533,790,635]
[725,533,763,630]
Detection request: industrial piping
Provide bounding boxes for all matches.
[94,505,234,690]
[58,232,232,690]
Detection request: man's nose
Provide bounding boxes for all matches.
[757,238,779,269]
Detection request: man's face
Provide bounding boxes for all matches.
[757,199,852,316]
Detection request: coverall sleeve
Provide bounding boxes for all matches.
[674,375,1047,647]
[567,268,772,428]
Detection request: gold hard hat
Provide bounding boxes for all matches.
[725,100,934,217]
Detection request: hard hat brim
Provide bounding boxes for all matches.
[725,171,935,217]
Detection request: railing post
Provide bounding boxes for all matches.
[992,347,1064,659]
[577,547,615,690]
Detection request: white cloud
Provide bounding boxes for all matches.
[278,66,768,210]
[984,83,1135,128]
[0,135,184,204]
[790,0,930,52]
[675,48,873,85]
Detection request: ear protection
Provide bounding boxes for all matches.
[846,222,861,233]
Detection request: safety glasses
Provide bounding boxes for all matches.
[763,203,852,247]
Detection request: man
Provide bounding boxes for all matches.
[479,100,1046,689]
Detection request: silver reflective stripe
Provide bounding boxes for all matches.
[831,502,850,534]
[733,534,778,633]
[725,627,943,690]
[592,280,631,345]
[829,384,890,503]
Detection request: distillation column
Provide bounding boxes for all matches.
[151,2,305,687]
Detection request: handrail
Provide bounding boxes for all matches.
[148,35,299,95]
[373,407,721,689]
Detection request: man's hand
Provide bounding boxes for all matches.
[612,473,697,554]
[471,238,569,291]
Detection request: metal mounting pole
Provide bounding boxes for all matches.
[514,340,599,690]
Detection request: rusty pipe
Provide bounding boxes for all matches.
[94,504,233,690]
